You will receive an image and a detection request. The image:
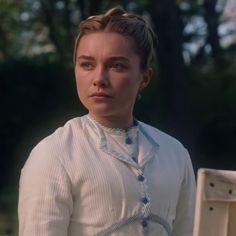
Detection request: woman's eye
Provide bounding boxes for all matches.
[110,63,126,70]
[80,62,94,70]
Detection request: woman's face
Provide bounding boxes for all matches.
[74,32,152,128]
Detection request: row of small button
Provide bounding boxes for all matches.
[136,171,150,230]
[141,197,148,204]
[142,219,148,227]
[138,175,145,182]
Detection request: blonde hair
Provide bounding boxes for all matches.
[73,7,157,71]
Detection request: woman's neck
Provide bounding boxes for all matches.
[88,113,135,130]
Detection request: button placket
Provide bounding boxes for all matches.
[134,168,151,230]
[126,129,139,164]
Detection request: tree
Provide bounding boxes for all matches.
[203,0,222,59]
[149,0,193,147]
[0,1,21,61]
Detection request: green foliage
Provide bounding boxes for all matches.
[0,187,18,236]
[0,0,21,60]
[0,56,85,187]
[189,51,236,165]
[190,53,236,123]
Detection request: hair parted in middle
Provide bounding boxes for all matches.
[73,7,157,71]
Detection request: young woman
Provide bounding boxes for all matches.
[18,7,196,236]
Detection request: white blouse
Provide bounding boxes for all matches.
[18,115,196,236]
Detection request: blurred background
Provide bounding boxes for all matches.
[0,0,236,235]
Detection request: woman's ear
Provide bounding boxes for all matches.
[139,67,153,91]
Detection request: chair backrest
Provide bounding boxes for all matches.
[193,168,236,236]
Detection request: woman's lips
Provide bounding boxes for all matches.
[89,92,113,101]
[90,92,112,98]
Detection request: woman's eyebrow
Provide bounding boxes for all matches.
[109,56,130,62]
[76,55,130,63]
[77,55,95,61]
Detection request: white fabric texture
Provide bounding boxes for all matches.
[18,115,196,236]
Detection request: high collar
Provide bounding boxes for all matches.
[85,114,159,169]
[87,114,139,135]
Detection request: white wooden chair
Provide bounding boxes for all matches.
[193,168,236,236]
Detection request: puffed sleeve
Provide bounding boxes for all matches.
[18,139,73,236]
[171,149,196,236]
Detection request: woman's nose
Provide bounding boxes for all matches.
[92,67,109,87]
